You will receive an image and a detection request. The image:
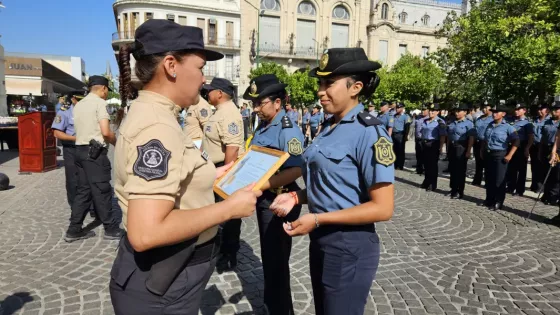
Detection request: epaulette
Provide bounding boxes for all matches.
[357,111,382,126]
[281,115,293,129]
[60,105,68,111]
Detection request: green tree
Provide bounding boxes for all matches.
[248,62,289,83]
[287,69,318,109]
[434,0,560,104]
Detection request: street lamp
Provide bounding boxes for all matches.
[244,0,265,67]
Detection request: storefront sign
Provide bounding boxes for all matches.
[5,57,42,76]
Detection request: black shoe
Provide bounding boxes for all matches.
[104,228,124,240]
[458,193,464,199]
[513,192,524,197]
[216,253,236,274]
[420,183,429,189]
[551,215,560,225]
[450,193,459,199]
[89,209,96,218]
[64,230,96,243]
[479,201,491,207]
[493,203,503,211]
[472,181,481,186]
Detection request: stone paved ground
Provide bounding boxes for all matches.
[1,146,560,315]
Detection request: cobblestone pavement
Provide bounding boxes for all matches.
[1,148,560,315]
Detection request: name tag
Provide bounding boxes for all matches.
[201,150,209,161]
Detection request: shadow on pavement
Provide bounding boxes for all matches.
[0,151,18,166]
[0,292,33,315]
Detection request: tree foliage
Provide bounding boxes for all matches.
[433,0,560,104]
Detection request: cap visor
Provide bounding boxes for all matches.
[200,49,224,61]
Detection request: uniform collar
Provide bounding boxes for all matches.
[340,104,365,123]
[215,100,235,112]
[269,110,287,126]
[137,90,181,114]
[516,117,526,121]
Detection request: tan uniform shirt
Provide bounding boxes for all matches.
[73,93,110,145]
[201,100,245,164]
[114,90,218,245]
[183,97,212,140]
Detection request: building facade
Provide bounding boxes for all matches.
[4,52,86,82]
[0,44,6,116]
[112,0,242,96]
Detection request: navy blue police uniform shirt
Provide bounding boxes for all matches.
[393,113,410,133]
[542,119,560,145]
[302,112,310,125]
[483,121,519,150]
[475,115,494,141]
[302,104,395,214]
[309,113,322,128]
[511,118,534,142]
[414,116,426,139]
[447,118,476,142]
[51,105,75,137]
[421,117,447,140]
[533,115,550,144]
[250,110,305,169]
[378,112,394,130]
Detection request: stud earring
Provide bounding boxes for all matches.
[172,73,177,78]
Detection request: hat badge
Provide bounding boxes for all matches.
[319,51,329,71]
[430,104,434,109]
[250,82,257,95]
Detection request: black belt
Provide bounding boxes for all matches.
[310,223,375,239]
[487,149,506,153]
[423,139,437,143]
[393,131,404,134]
[451,140,467,145]
[60,140,76,147]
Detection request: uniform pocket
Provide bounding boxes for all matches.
[317,146,350,172]
[110,245,137,289]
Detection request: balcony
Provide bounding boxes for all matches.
[255,44,349,61]
[112,32,240,51]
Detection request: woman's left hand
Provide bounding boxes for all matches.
[216,161,234,179]
[284,213,317,236]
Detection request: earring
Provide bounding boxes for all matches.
[172,73,177,78]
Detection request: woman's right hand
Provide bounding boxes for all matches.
[226,183,262,219]
[270,193,296,217]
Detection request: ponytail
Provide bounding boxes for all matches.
[116,45,134,127]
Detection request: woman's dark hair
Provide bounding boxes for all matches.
[261,91,287,108]
[115,44,188,126]
[346,72,379,99]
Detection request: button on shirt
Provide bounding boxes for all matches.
[447,118,476,142]
[201,100,245,164]
[114,91,217,245]
[183,97,212,140]
[302,104,394,214]
[483,121,519,150]
[378,112,394,130]
[421,118,447,140]
[475,115,494,141]
[302,112,310,125]
[51,105,75,136]
[511,118,534,142]
[73,93,111,146]
[414,116,426,139]
[392,113,410,133]
[541,119,559,145]
[533,116,550,143]
[309,113,322,128]
[251,110,304,170]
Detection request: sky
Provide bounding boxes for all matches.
[0,0,118,77]
[0,0,464,78]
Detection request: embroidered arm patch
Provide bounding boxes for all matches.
[374,137,395,166]
[200,108,208,117]
[287,138,303,155]
[228,122,240,135]
[133,139,172,181]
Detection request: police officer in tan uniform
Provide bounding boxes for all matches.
[109,20,260,315]
[66,76,123,242]
[183,95,213,140]
[200,77,245,271]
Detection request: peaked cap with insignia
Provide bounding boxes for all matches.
[490,105,509,112]
[309,48,382,78]
[428,103,441,110]
[453,103,470,111]
[243,74,287,102]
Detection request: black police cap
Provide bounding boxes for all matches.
[88,75,112,91]
[453,103,470,111]
[428,103,441,111]
[551,101,560,110]
[490,105,509,113]
[203,77,235,97]
[514,102,527,110]
[309,48,381,78]
[243,74,287,101]
[132,19,223,61]
[396,102,405,108]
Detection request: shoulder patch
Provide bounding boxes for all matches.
[200,108,208,118]
[187,112,192,117]
[133,139,172,181]
[205,125,212,133]
[54,115,62,124]
[228,122,240,135]
[282,115,293,128]
[357,112,382,126]
[287,138,303,156]
[373,137,396,166]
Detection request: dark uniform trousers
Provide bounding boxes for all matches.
[415,139,424,173]
[392,132,406,169]
[215,162,242,257]
[309,226,380,315]
[61,142,78,207]
[473,141,485,184]
[541,145,560,203]
[506,142,528,194]
[530,145,544,191]
[242,117,249,140]
[257,190,301,315]
[110,236,218,315]
[310,127,319,141]
[449,141,468,194]
[484,150,508,204]
[422,140,440,189]
[69,146,117,233]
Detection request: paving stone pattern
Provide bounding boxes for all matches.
[0,149,560,315]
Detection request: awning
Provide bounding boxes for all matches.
[6,76,84,96]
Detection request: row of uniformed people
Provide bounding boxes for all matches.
[108,19,395,315]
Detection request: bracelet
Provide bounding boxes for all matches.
[314,214,320,228]
[289,191,299,205]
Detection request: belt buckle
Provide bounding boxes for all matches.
[273,187,288,195]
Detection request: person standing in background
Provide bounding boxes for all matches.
[472,102,493,186]
[241,103,250,140]
[506,103,533,197]
[530,103,549,192]
[377,101,394,136]
[391,102,411,170]
[285,102,299,127]
[447,104,476,199]
[307,105,322,141]
[183,95,213,141]
[414,105,429,174]
[55,96,65,113]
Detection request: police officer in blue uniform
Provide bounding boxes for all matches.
[392,102,411,170]
[506,103,534,196]
[377,101,394,135]
[540,102,560,205]
[421,103,447,191]
[530,104,549,192]
[447,103,476,199]
[480,105,519,210]
[414,104,429,174]
[269,48,394,315]
[307,105,322,141]
[473,102,494,185]
[243,74,304,315]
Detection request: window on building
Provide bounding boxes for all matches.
[400,12,407,24]
[178,16,187,25]
[399,44,407,57]
[298,1,316,16]
[226,21,234,47]
[117,17,121,34]
[422,46,430,58]
[225,54,234,80]
[132,12,139,34]
[203,61,217,78]
[332,5,350,20]
[197,18,205,35]
[296,20,316,55]
[166,14,175,22]
[259,16,281,52]
[421,15,430,26]
[260,0,280,11]
[381,3,389,20]
[379,40,388,64]
[208,19,217,45]
[331,23,349,48]
[123,13,129,38]
[145,12,153,21]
